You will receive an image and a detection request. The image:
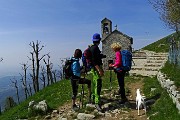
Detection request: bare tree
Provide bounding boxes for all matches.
[59,58,66,79]
[40,66,46,88]
[29,40,46,92]
[11,78,20,104]
[28,52,36,93]
[43,54,54,85]
[52,70,57,82]
[20,62,30,99]
[28,82,33,96]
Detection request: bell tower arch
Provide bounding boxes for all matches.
[101,18,112,40]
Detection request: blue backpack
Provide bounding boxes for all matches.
[116,50,132,72]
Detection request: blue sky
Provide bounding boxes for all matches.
[0,0,173,77]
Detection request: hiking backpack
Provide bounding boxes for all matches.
[82,46,93,72]
[121,50,132,71]
[116,50,132,72]
[63,59,73,79]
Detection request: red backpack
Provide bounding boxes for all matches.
[82,46,93,72]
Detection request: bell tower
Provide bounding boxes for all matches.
[101,18,112,40]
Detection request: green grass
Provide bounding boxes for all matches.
[0,71,118,120]
[142,32,180,53]
[161,61,180,88]
[143,76,180,120]
[0,79,72,120]
[0,70,180,120]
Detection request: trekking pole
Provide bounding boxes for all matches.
[108,60,113,90]
[81,71,86,108]
[110,69,112,90]
[79,67,86,109]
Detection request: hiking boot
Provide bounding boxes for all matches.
[119,98,128,104]
[72,104,79,111]
[95,104,102,112]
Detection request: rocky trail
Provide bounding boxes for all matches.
[46,79,147,120]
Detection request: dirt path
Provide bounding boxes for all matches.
[49,79,148,120]
[126,80,147,120]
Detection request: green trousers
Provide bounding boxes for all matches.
[90,68,102,104]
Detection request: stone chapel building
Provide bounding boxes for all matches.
[101,18,133,70]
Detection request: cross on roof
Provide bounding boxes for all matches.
[114,25,118,30]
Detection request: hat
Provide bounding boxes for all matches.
[92,33,101,41]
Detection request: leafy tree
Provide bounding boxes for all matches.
[4,96,17,111]
[149,0,180,32]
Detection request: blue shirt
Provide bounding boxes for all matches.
[71,57,81,77]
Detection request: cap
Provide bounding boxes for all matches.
[92,33,101,41]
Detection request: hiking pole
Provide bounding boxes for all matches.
[108,60,113,90]
[110,69,112,90]
[79,67,85,109]
[81,71,86,108]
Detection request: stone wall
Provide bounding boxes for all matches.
[157,71,180,113]
[102,31,131,70]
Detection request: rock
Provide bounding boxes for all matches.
[28,100,48,113]
[151,88,156,92]
[86,104,95,108]
[44,115,51,119]
[51,110,58,117]
[77,113,95,120]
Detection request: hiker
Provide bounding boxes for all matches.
[89,33,106,112]
[109,42,128,104]
[70,49,91,110]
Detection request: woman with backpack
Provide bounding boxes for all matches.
[109,42,128,104]
[70,49,91,111]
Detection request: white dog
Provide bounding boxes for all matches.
[136,88,146,115]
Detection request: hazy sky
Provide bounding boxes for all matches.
[0,0,173,77]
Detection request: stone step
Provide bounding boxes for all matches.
[147,60,165,63]
[148,57,167,60]
[148,55,168,57]
[131,66,159,71]
[132,56,147,59]
[152,53,168,56]
[129,70,158,76]
[144,63,162,67]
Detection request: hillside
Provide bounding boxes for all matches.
[142,32,180,53]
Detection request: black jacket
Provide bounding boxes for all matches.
[89,44,103,66]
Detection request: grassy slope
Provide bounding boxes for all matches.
[142,32,180,53]
[143,77,180,120]
[0,72,117,119]
[161,61,180,88]
[0,79,73,119]
[0,72,180,120]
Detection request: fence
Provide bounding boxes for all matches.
[168,36,180,67]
